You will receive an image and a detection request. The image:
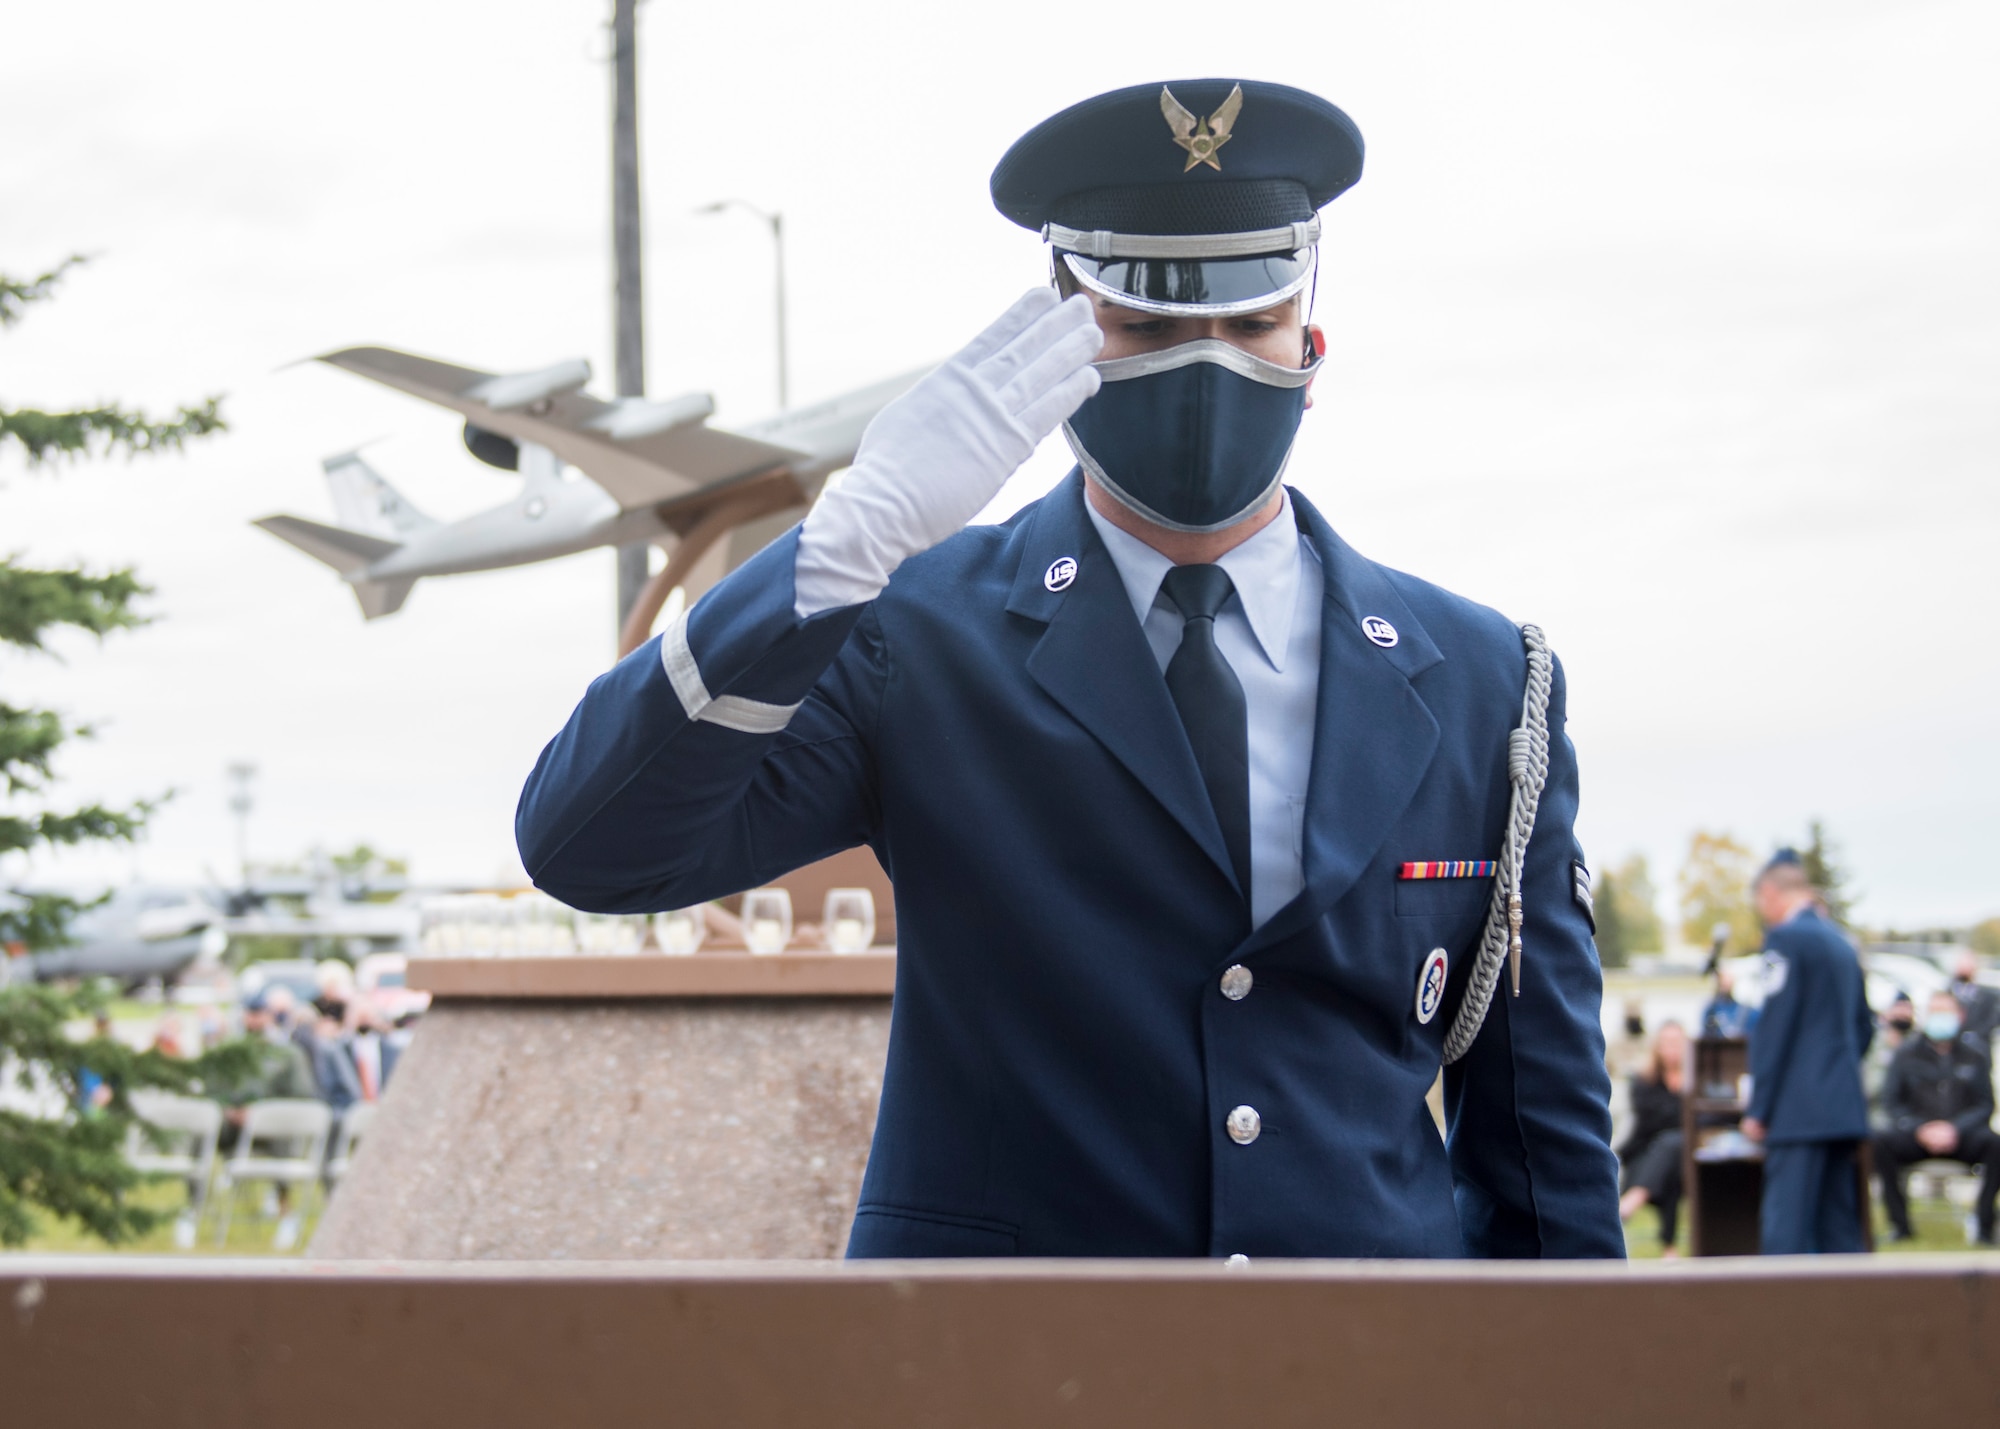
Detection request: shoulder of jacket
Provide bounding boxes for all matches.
[1375,563,1520,646]
[873,511,1026,610]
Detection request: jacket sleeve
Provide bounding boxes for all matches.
[1445,655,1626,1259]
[515,528,888,912]
[1746,933,1800,1128]
[1954,1049,1995,1138]
[1882,1047,1921,1132]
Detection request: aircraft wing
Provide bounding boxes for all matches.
[317,347,816,510]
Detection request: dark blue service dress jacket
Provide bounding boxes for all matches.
[1747,908,1873,1144]
[517,474,1624,1259]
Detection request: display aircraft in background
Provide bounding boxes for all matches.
[256,348,921,620]
[10,859,423,990]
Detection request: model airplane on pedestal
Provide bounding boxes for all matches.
[257,348,921,627]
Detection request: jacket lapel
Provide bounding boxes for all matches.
[1007,473,1241,896]
[1239,491,1444,955]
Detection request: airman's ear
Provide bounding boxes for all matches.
[1303,324,1326,409]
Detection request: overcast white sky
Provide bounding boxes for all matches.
[3,0,1996,929]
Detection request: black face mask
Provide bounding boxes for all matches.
[1624,1017,1645,1038]
[1064,339,1319,533]
[1887,1017,1915,1034]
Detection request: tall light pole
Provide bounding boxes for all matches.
[226,762,257,886]
[610,0,649,633]
[696,199,789,410]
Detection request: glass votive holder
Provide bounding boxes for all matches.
[822,888,876,954]
[656,906,704,956]
[741,888,792,956]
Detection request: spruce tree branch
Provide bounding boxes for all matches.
[0,256,88,328]
[0,983,259,1245]
[0,798,158,860]
[0,561,148,649]
[0,396,226,465]
[0,702,77,796]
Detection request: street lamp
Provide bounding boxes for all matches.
[696,199,789,410]
[226,762,258,885]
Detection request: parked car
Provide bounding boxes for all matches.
[355,953,429,1023]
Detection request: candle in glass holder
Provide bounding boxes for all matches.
[741,888,792,956]
[658,907,703,956]
[822,888,876,955]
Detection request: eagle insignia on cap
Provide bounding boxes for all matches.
[1160,84,1243,172]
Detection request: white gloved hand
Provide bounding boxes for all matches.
[795,288,1103,616]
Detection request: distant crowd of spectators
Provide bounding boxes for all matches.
[1613,948,2000,1253]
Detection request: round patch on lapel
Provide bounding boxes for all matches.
[1415,948,1449,1025]
[1362,615,1399,648]
[1044,556,1078,592]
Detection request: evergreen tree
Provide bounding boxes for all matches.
[0,256,249,1246]
[1798,817,1856,927]
[1593,853,1665,967]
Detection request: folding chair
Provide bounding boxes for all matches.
[123,1090,223,1231]
[212,1098,332,1246]
[324,1101,377,1189]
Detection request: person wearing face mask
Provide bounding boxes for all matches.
[517,80,1621,1260]
[1865,992,1917,1133]
[1947,948,2000,1053]
[1870,989,1999,1244]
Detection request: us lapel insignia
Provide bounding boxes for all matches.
[1160,84,1243,173]
[1044,556,1078,591]
[1361,615,1399,648]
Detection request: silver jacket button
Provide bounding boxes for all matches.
[1225,1253,1251,1269]
[1226,1105,1262,1145]
[1219,964,1253,1001]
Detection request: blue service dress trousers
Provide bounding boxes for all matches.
[1761,1140,1864,1255]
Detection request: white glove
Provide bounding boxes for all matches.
[794,288,1102,616]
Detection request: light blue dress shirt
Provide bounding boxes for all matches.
[1083,490,1324,927]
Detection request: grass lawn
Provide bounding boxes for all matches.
[4,1178,327,1257]
[1624,1188,1993,1258]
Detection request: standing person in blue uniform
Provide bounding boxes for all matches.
[517,80,1623,1260]
[1740,850,1874,1253]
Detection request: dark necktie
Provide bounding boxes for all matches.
[1160,564,1251,898]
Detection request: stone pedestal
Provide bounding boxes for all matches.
[308,953,892,1260]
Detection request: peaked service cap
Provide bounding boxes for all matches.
[990,80,1364,316]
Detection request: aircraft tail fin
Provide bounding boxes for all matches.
[253,515,401,575]
[353,577,417,620]
[323,451,437,540]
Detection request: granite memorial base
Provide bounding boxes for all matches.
[309,953,893,1260]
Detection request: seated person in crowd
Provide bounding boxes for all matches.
[1699,967,1757,1039]
[221,990,317,1138]
[1872,989,2000,1245]
[1617,1022,1688,1256]
[1949,949,2000,1052]
[1864,993,1916,1132]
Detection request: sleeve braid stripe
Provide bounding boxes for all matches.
[660,611,802,736]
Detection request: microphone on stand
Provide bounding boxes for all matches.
[1703,920,1731,978]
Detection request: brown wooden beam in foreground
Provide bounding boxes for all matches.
[5,1256,1997,1427]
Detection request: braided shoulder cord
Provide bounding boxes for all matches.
[1441,624,1554,1065]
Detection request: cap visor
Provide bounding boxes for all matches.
[1061,249,1313,317]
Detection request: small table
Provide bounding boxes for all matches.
[1683,1036,1872,1255]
